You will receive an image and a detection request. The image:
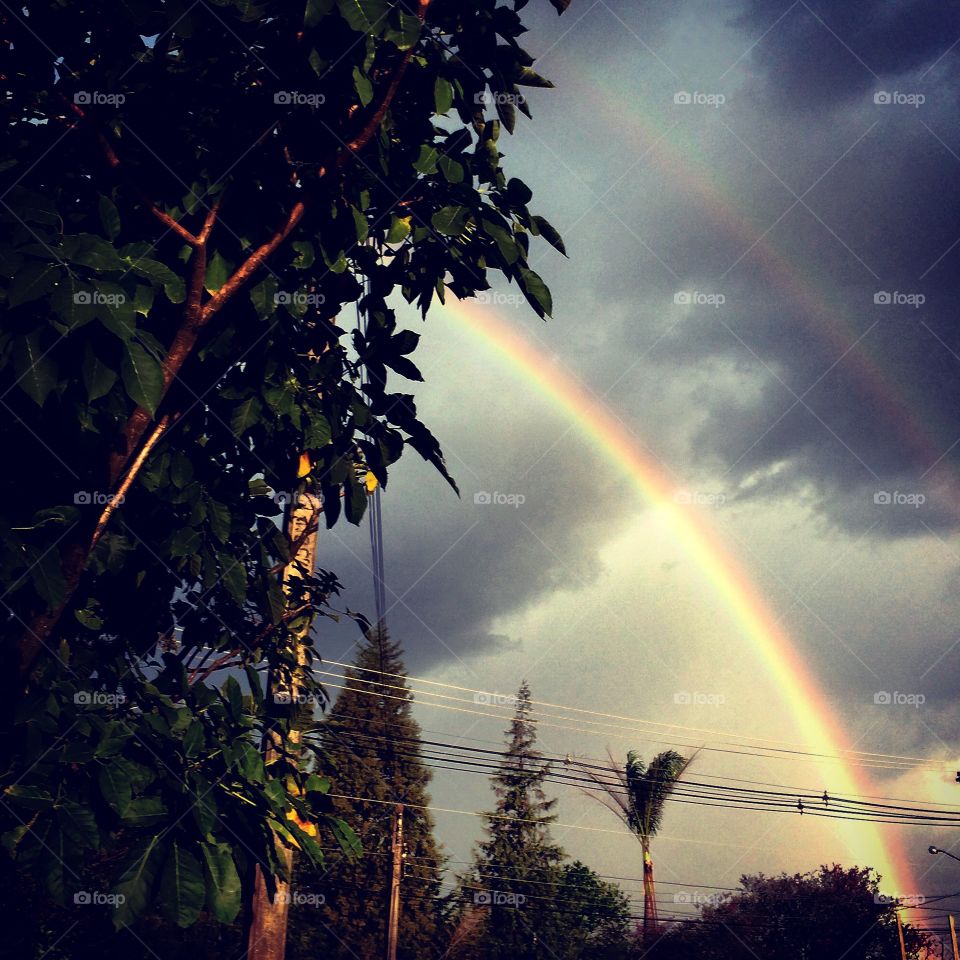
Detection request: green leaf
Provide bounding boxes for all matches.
[7,260,58,308]
[305,412,332,447]
[438,155,464,183]
[98,195,121,240]
[200,843,242,923]
[250,276,279,319]
[532,214,567,256]
[353,66,373,106]
[384,10,421,49]
[505,177,533,206]
[13,332,58,406]
[231,396,262,435]
[413,145,439,175]
[329,816,362,858]
[159,841,205,928]
[121,341,164,415]
[291,241,315,270]
[481,218,519,264]
[57,800,99,850]
[7,186,59,224]
[515,67,554,88]
[61,233,126,272]
[431,205,467,236]
[99,763,133,815]
[517,266,552,317]
[386,214,411,244]
[4,784,54,810]
[304,0,334,27]
[82,344,117,402]
[133,284,155,316]
[434,77,454,115]
[28,547,66,608]
[204,251,230,294]
[336,0,389,33]
[352,205,369,243]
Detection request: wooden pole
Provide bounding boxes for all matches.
[897,908,908,960]
[247,492,321,960]
[386,803,405,960]
[950,915,959,960]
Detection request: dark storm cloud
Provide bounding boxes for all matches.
[317,415,633,673]
[584,14,960,535]
[736,0,960,111]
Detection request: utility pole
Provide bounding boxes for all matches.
[386,803,405,960]
[896,908,908,960]
[950,915,959,960]
[247,492,322,960]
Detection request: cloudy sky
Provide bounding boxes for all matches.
[317,0,960,933]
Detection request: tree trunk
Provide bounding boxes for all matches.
[245,492,321,960]
[642,842,658,942]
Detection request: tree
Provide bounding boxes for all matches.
[469,681,563,959]
[552,861,633,960]
[0,0,570,936]
[578,749,695,942]
[654,865,931,960]
[289,626,444,960]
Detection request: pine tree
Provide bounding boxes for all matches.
[289,627,444,960]
[470,681,565,960]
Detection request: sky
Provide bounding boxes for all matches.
[314,0,960,935]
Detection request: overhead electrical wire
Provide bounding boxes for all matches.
[316,661,951,774]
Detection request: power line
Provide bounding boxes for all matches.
[314,683,960,825]
[319,659,945,771]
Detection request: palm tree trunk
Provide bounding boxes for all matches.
[642,841,658,942]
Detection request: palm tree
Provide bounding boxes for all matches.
[575,749,696,942]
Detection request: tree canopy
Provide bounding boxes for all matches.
[0,0,568,932]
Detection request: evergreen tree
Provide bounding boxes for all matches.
[290,627,444,960]
[470,681,565,960]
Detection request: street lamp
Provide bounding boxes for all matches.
[929,845,960,864]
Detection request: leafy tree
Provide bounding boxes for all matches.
[654,865,931,960]
[0,0,569,936]
[289,626,444,960]
[578,749,694,941]
[551,861,634,959]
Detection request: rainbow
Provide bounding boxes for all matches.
[438,296,917,897]
[550,66,959,500]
